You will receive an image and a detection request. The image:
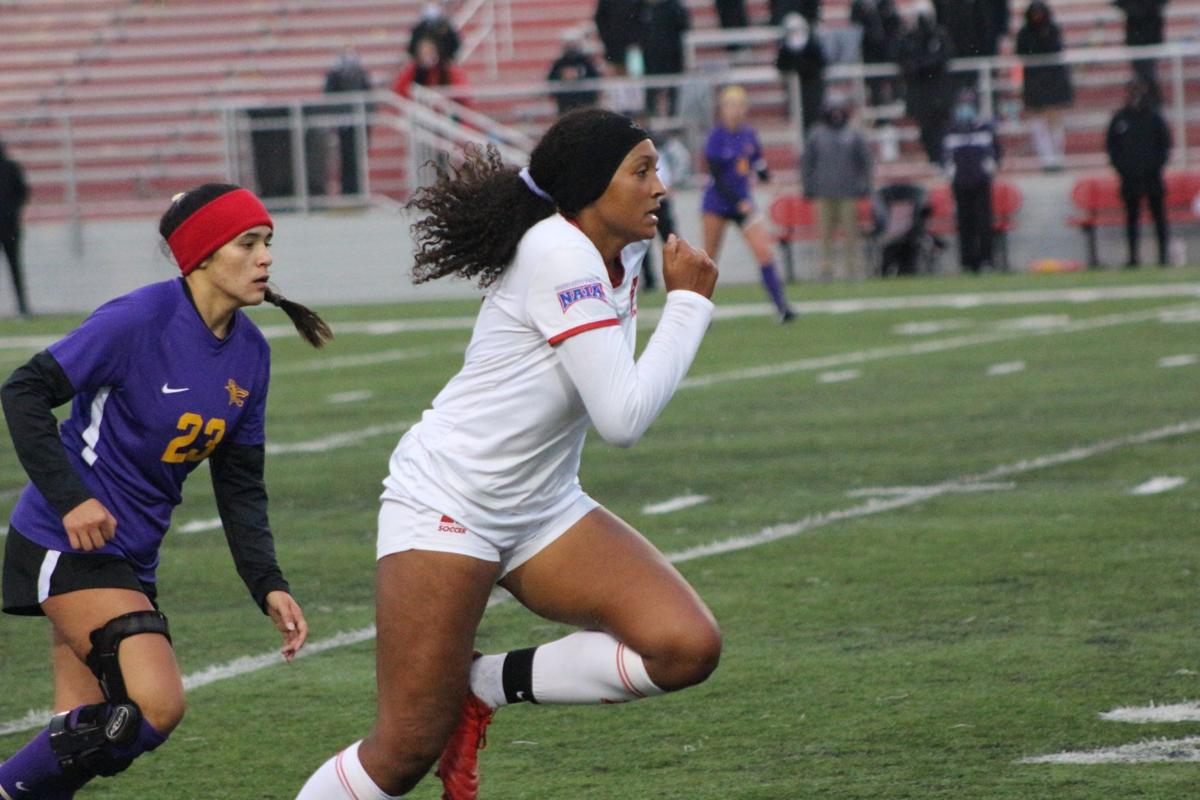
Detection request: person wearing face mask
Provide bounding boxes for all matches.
[775,12,828,133]
[1105,77,1172,267]
[802,94,874,280]
[942,89,1002,273]
[897,0,954,163]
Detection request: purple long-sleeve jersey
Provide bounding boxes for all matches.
[10,279,270,583]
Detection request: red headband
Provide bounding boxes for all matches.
[166,188,273,275]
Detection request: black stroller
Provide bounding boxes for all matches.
[870,183,944,276]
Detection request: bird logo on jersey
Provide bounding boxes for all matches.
[225,379,249,407]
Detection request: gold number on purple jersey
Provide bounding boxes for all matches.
[160,412,227,464]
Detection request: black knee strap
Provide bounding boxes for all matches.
[85,610,171,705]
[48,702,143,779]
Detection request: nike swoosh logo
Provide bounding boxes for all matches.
[161,384,190,394]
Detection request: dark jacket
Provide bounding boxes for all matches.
[1106,103,1172,183]
[547,49,602,113]
[943,118,1001,189]
[851,0,903,64]
[1015,1,1073,110]
[594,0,642,62]
[1115,0,1168,46]
[897,17,953,118]
[934,0,1009,57]
[0,146,29,236]
[770,0,821,25]
[638,0,690,75]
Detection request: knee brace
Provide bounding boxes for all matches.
[47,611,173,779]
[84,610,171,705]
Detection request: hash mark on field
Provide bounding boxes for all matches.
[1130,476,1187,495]
[177,518,222,534]
[893,319,973,335]
[327,390,375,404]
[642,494,710,515]
[1158,354,1198,368]
[1100,701,1200,723]
[987,361,1026,376]
[817,369,861,384]
[1020,737,1200,764]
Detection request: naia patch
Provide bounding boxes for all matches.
[556,279,606,313]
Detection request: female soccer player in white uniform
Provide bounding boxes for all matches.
[297,109,721,799]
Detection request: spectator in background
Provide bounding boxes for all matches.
[770,0,821,25]
[1016,1,1073,171]
[851,0,903,106]
[594,0,641,75]
[548,28,602,114]
[802,95,873,280]
[702,86,796,321]
[935,0,1008,61]
[323,45,373,195]
[1106,77,1172,267]
[775,13,827,133]
[1115,0,1168,98]
[897,0,954,163]
[943,89,1001,273]
[715,0,749,53]
[639,0,690,117]
[0,141,29,317]
[409,0,461,63]
[393,36,471,105]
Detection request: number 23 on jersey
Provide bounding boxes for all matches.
[161,412,226,464]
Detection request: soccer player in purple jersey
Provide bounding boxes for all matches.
[0,184,332,799]
[702,85,796,322]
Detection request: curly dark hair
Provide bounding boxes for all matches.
[407,108,649,287]
[407,144,554,287]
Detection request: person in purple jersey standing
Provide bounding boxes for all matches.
[0,183,332,799]
[701,86,796,322]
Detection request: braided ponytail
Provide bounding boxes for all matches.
[264,285,334,348]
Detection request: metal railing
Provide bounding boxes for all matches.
[454,0,514,79]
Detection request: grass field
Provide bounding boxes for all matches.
[2,267,1199,798]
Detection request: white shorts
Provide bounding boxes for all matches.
[376,490,600,578]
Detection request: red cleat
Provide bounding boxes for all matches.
[436,692,495,800]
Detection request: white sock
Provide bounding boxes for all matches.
[295,740,404,800]
[470,653,508,709]
[531,631,664,704]
[1030,118,1056,165]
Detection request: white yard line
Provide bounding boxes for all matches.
[1130,476,1187,495]
[680,305,1188,389]
[1019,737,1200,764]
[1158,354,1198,368]
[177,518,222,534]
[846,482,1016,498]
[642,494,710,515]
[1100,701,1200,723]
[264,421,412,455]
[4,284,1199,352]
[7,418,1197,738]
[274,346,460,375]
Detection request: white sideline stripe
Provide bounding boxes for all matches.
[1158,353,1198,368]
[680,305,1193,389]
[1,416,1181,739]
[642,494,710,515]
[1130,476,1187,495]
[987,361,1027,376]
[4,284,1199,352]
[177,518,223,534]
[817,369,861,384]
[265,421,411,455]
[327,390,375,405]
[1100,701,1200,723]
[846,482,1016,497]
[1019,737,1200,764]
[274,346,460,375]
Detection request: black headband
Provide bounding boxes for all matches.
[528,110,650,215]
